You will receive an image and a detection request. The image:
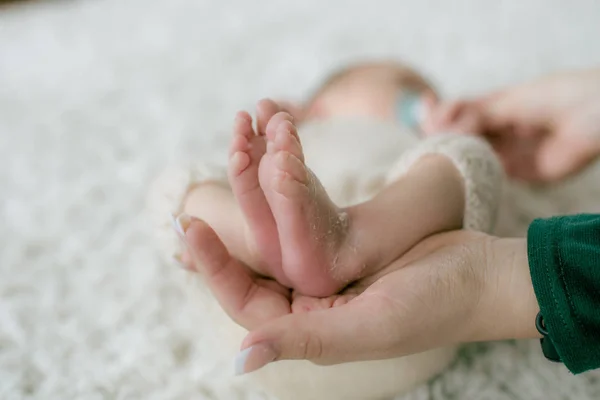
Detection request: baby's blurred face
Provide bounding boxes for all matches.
[300,61,486,136]
[303,62,437,124]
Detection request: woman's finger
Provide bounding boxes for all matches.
[534,129,600,182]
[184,217,290,328]
[478,81,562,137]
[235,294,393,375]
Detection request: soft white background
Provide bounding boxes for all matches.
[1,0,600,399]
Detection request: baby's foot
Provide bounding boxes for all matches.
[258,112,358,297]
[228,100,288,283]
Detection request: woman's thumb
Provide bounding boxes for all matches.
[234,300,381,375]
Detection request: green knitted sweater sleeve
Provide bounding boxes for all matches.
[527,214,600,374]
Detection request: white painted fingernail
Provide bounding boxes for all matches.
[234,344,278,376]
[171,255,190,270]
[234,347,253,376]
[172,255,183,266]
[171,213,191,238]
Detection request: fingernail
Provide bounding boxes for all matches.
[171,213,192,239]
[234,343,278,376]
[172,255,185,267]
[172,255,194,271]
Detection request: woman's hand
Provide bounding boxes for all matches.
[480,68,600,182]
[182,218,540,375]
[423,69,600,183]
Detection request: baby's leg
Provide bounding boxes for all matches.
[349,135,502,273]
[349,134,503,276]
[180,181,260,269]
[147,101,284,277]
[182,152,465,279]
[285,134,503,310]
[346,154,467,270]
[147,167,264,272]
[145,162,239,268]
[384,134,502,233]
[257,115,502,297]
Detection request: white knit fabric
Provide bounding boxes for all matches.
[386,134,503,233]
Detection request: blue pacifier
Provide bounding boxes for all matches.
[396,90,426,131]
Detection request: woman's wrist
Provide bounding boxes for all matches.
[467,237,541,343]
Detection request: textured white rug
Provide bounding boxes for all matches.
[2,0,600,399]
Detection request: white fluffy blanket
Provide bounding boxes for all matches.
[2,0,600,399]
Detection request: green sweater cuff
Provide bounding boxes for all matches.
[528,215,600,374]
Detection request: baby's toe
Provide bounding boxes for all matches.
[265,111,295,142]
[274,151,307,185]
[256,99,281,135]
[234,111,254,137]
[229,112,252,155]
[229,150,252,177]
[272,119,304,161]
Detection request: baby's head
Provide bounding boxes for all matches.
[301,61,438,125]
[291,60,484,135]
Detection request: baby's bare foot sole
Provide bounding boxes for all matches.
[260,112,356,297]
